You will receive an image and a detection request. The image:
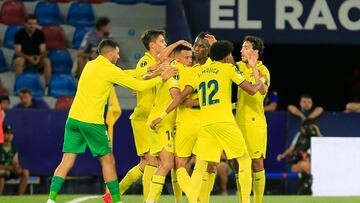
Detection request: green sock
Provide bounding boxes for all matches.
[106,179,121,202]
[49,176,65,201]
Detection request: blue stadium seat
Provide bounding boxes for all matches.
[34,1,63,25]
[111,0,141,4]
[49,74,77,98]
[4,25,24,49]
[67,2,95,26]
[72,26,94,49]
[48,49,73,74]
[146,0,165,5]
[0,49,8,73]
[14,73,44,97]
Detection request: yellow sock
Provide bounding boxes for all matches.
[176,167,192,198]
[171,169,183,202]
[198,172,209,203]
[143,165,157,202]
[207,172,216,197]
[147,175,165,202]
[188,160,208,203]
[236,156,252,203]
[253,170,265,203]
[119,164,143,195]
[235,173,241,202]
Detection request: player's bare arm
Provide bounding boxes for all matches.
[239,80,263,95]
[150,85,194,129]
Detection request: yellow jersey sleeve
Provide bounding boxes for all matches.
[107,64,162,91]
[229,65,245,85]
[124,68,147,77]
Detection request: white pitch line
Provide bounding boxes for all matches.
[65,195,100,203]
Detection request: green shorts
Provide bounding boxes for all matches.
[63,117,112,157]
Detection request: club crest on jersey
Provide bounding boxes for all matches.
[141,61,147,67]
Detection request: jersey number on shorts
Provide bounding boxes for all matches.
[199,80,220,106]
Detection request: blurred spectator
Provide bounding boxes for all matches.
[0,96,9,110]
[277,119,322,194]
[0,125,29,195]
[76,16,112,78]
[264,90,278,112]
[13,88,49,109]
[288,94,323,121]
[217,152,230,195]
[0,106,4,145]
[0,79,9,97]
[345,102,360,113]
[14,14,52,87]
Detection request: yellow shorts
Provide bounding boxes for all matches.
[238,124,267,159]
[149,124,175,156]
[131,119,151,156]
[196,122,248,163]
[175,122,201,158]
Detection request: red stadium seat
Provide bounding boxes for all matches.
[55,96,74,109]
[42,26,66,49]
[0,1,27,25]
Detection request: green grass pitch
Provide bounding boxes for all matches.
[0,195,360,203]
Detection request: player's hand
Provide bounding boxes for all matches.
[147,62,160,73]
[248,51,258,69]
[177,40,192,49]
[131,91,137,97]
[160,66,178,80]
[205,34,217,45]
[276,154,283,162]
[150,117,162,129]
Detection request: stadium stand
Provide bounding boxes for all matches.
[66,2,95,26]
[48,74,76,98]
[14,73,44,97]
[48,49,73,74]
[0,49,7,73]
[0,0,27,25]
[41,25,66,49]
[54,96,74,109]
[34,1,63,25]
[4,25,24,49]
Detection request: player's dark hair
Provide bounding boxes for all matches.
[300,94,312,100]
[209,40,233,61]
[174,44,192,54]
[19,88,32,96]
[141,29,166,50]
[243,35,264,59]
[97,39,119,54]
[26,14,37,22]
[196,32,211,40]
[96,16,110,30]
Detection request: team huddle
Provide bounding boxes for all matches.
[46,29,270,203]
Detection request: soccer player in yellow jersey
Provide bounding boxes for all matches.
[114,30,166,202]
[235,36,270,203]
[145,40,195,203]
[151,41,266,203]
[46,40,176,203]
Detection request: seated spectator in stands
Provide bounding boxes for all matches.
[345,102,360,113]
[217,152,230,195]
[14,14,52,88]
[0,125,29,195]
[277,119,322,194]
[288,94,323,121]
[0,79,9,97]
[13,88,49,109]
[76,16,112,78]
[0,96,10,110]
[264,90,278,112]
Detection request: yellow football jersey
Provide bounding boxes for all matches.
[235,61,270,126]
[187,61,245,125]
[69,55,161,124]
[130,52,157,120]
[147,63,180,126]
[176,62,200,123]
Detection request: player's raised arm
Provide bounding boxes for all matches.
[150,85,194,129]
[157,40,192,62]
